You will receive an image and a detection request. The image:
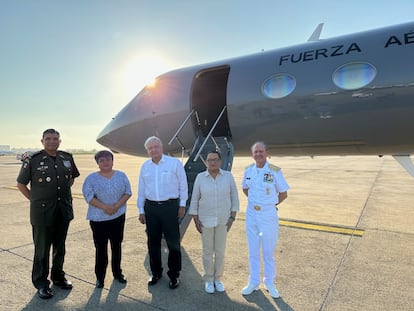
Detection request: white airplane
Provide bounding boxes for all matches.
[97,21,414,177]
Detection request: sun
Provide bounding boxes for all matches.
[122,53,173,101]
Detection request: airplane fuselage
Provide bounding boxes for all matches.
[97,21,414,157]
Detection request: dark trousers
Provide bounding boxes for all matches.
[144,199,181,280]
[90,214,126,282]
[31,209,70,289]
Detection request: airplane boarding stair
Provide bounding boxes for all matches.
[168,107,233,240]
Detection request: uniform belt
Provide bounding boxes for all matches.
[146,198,178,205]
[253,205,278,211]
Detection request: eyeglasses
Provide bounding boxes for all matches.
[206,158,220,163]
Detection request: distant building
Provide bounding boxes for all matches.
[0,145,11,151]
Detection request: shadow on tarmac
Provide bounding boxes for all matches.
[2,155,414,310]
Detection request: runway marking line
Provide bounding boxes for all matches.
[4,186,18,190]
[279,219,364,237]
[4,186,364,236]
[236,214,364,237]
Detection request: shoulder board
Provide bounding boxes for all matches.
[21,150,42,163]
[31,150,43,157]
[58,150,73,157]
[268,164,281,172]
[245,163,255,169]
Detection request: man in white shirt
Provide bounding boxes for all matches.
[137,136,188,289]
[241,141,289,299]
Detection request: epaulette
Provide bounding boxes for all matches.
[21,150,42,163]
[31,150,43,157]
[268,163,281,172]
[245,163,255,169]
[58,150,73,157]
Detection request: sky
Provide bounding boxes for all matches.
[1,0,413,151]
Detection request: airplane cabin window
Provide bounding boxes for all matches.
[332,62,376,90]
[262,74,296,99]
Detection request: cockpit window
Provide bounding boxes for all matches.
[262,74,296,99]
[332,62,376,90]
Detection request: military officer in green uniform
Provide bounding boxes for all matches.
[17,129,80,299]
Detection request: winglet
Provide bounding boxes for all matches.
[307,23,324,42]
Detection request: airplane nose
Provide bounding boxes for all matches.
[97,74,194,156]
[97,88,155,155]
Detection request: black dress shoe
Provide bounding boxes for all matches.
[38,287,53,299]
[53,278,73,289]
[169,278,179,289]
[115,274,127,284]
[96,280,104,288]
[148,275,162,286]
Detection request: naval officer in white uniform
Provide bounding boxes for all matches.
[241,141,289,299]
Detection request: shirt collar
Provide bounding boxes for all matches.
[255,161,269,169]
[150,154,166,165]
[204,168,223,177]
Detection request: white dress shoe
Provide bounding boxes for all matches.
[205,281,215,294]
[241,283,260,295]
[264,283,280,298]
[214,280,225,292]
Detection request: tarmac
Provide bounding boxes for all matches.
[1,154,413,311]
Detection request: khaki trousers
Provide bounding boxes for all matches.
[201,224,228,282]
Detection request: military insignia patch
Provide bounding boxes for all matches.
[263,172,274,183]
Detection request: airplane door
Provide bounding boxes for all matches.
[191,65,231,138]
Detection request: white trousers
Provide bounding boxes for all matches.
[201,224,228,282]
[245,204,279,285]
